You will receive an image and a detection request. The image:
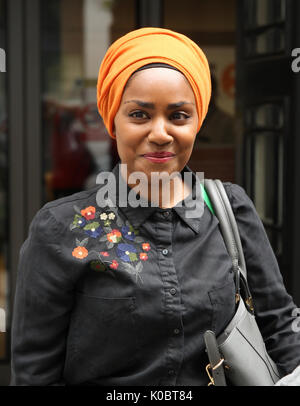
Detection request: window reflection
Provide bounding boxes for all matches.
[253,133,283,226]
[41,0,135,203]
[245,0,286,28]
[0,0,8,359]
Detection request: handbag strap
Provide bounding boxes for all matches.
[203,179,254,313]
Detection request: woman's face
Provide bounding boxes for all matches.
[113,67,199,183]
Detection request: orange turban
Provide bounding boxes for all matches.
[97,27,211,139]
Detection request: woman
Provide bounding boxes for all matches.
[11,27,300,386]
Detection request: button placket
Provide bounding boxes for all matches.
[155,213,183,385]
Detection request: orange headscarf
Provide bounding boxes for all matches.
[97,27,211,139]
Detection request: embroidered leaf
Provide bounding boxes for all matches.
[75,238,82,246]
[136,261,143,272]
[106,241,114,249]
[80,238,89,247]
[70,223,78,231]
[129,252,138,262]
[99,235,108,242]
[94,211,100,218]
[103,226,112,233]
[116,216,124,227]
[73,205,82,215]
[134,236,144,243]
[83,222,100,231]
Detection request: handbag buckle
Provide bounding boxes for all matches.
[205,358,225,386]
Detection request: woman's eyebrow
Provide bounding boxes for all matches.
[123,100,194,109]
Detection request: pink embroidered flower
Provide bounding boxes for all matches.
[142,243,151,251]
[81,206,96,220]
[100,251,109,257]
[140,252,148,261]
[109,260,119,270]
[72,246,88,259]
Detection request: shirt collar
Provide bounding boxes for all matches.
[103,161,206,234]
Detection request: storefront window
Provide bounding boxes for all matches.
[41,0,135,203]
[164,0,240,183]
[0,0,8,360]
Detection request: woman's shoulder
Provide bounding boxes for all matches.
[31,186,103,235]
[221,182,255,209]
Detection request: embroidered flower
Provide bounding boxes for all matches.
[70,205,150,284]
[140,252,148,261]
[72,246,88,259]
[107,229,122,243]
[81,206,96,220]
[142,243,151,251]
[122,224,139,241]
[109,259,119,270]
[83,222,103,238]
[90,260,107,272]
[72,214,87,228]
[116,243,138,262]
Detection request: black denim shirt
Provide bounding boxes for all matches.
[11,162,300,386]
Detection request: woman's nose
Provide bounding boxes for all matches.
[147,117,173,145]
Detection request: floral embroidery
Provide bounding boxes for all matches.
[140,253,148,261]
[81,206,96,220]
[106,229,122,243]
[109,260,119,270]
[116,243,138,262]
[72,246,89,259]
[83,222,103,238]
[90,260,107,272]
[70,204,151,284]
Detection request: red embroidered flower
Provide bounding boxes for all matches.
[140,252,148,261]
[109,260,119,269]
[72,246,88,259]
[81,206,96,220]
[107,229,122,243]
[100,251,109,257]
[142,243,151,251]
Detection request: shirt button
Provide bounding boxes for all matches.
[170,288,177,295]
[162,249,168,256]
[174,328,180,335]
[168,369,175,376]
[163,210,170,218]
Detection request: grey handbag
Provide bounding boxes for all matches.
[203,179,281,386]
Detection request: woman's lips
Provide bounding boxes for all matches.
[142,153,175,163]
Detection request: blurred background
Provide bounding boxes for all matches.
[1,0,300,385]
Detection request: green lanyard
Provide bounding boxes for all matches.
[200,183,215,215]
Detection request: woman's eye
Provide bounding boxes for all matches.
[171,112,190,120]
[129,111,148,119]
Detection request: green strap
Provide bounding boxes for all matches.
[200,183,215,215]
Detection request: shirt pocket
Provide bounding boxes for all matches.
[64,292,139,384]
[208,277,236,336]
